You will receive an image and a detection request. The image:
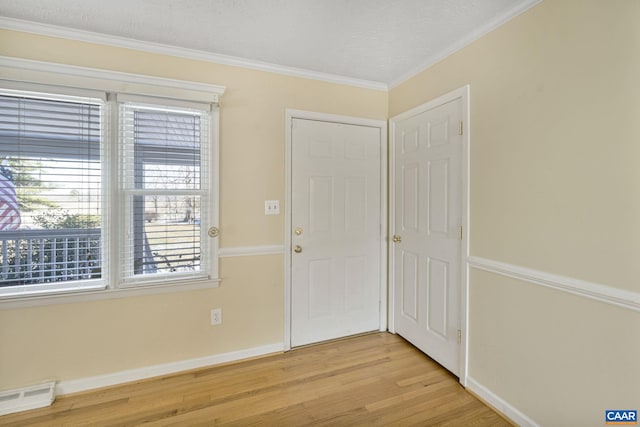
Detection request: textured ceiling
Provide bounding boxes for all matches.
[0,0,538,86]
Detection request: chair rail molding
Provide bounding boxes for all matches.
[219,245,284,258]
[467,256,640,312]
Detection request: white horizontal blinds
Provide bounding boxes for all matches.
[120,102,210,284]
[0,91,103,292]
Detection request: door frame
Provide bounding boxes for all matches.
[284,109,388,351]
[388,85,470,384]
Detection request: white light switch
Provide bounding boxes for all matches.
[265,200,280,215]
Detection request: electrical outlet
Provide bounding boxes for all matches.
[210,308,222,326]
[264,200,280,215]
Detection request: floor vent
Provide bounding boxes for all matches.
[0,381,56,416]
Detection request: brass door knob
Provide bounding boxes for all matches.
[293,245,302,253]
[392,235,402,243]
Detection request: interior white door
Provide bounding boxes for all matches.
[392,98,463,375]
[291,118,382,347]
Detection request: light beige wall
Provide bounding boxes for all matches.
[470,270,639,426]
[0,29,388,389]
[0,256,284,385]
[390,1,640,425]
[391,0,640,291]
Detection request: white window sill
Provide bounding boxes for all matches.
[0,277,221,310]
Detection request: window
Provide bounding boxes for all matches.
[119,102,212,285]
[0,85,219,300]
[0,91,104,296]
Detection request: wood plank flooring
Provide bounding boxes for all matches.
[0,333,512,426]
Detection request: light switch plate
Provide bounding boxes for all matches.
[265,200,280,215]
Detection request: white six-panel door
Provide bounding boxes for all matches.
[290,117,383,347]
[391,95,464,376]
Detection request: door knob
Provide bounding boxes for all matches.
[392,235,402,243]
[294,245,303,253]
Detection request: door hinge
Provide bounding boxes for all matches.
[458,121,463,136]
[458,225,463,241]
[457,329,462,345]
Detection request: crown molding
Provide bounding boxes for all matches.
[0,56,226,98]
[0,17,388,92]
[388,0,543,88]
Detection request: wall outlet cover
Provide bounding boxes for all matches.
[210,308,222,325]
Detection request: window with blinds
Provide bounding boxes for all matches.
[0,81,219,300]
[0,91,104,294]
[119,103,211,284]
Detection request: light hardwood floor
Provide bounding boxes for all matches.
[0,333,512,426]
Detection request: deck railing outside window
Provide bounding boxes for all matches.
[0,228,101,286]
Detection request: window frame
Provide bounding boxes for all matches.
[0,58,224,307]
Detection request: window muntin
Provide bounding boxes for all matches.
[0,92,104,295]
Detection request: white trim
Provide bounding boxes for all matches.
[284,109,388,351]
[210,106,221,278]
[0,18,387,92]
[219,245,284,258]
[115,92,213,111]
[461,86,471,387]
[284,112,293,351]
[387,116,396,335]
[467,256,640,312]
[388,0,542,88]
[0,278,221,310]
[466,376,540,427]
[388,85,470,383]
[55,342,284,396]
[0,80,106,101]
[379,121,389,332]
[0,56,225,103]
[286,109,390,129]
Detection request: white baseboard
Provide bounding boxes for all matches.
[466,376,539,427]
[56,342,285,396]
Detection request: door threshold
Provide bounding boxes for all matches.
[290,330,384,351]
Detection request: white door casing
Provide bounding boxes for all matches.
[389,86,469,379]
[285,111,387,349]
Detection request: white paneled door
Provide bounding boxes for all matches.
[290,117,383,347]
[392,95,464,376]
